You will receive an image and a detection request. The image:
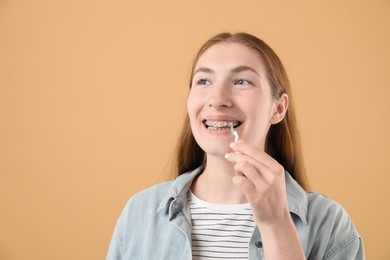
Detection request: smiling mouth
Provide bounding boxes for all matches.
[203,120,242,130]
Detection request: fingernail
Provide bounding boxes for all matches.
[230,142,236,148]
[224,153,231,160]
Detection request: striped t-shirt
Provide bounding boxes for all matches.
[188,191,255,259]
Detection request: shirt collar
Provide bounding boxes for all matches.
[157,167,201,216]
[158,167,308,225]
[285,172,308,225]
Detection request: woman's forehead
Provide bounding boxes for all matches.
[194,42,265,72]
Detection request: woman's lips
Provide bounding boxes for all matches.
[202,119,242,131]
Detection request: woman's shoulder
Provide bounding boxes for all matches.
[304,192,364,259]
[128,169,201,205]
[122,170,199,213]
[114,180,175,230]
[125,180,175,209]
[306,192,352,221]
[307,192,343,209]
[305,191,356,231]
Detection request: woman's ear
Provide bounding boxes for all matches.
[270,93,289,124]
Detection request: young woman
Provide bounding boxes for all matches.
[106,32,364,259]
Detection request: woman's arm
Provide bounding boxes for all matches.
[225,140,305,259]
[257,213,306,259]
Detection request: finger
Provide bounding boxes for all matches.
[230,141,279,169]
[234,156,277,195]
[225,152,275,185]
[232,161,267,201]
[232,175,257,200]
[233,159,259,180]
[225,152,267,179]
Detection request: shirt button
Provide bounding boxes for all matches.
[255,241,263,248]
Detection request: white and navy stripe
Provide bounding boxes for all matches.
[189,192,255,259]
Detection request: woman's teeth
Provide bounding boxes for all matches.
[205,120,239,130]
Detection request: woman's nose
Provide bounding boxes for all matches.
[208,84,232,108]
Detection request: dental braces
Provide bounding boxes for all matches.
[205,121,239,128]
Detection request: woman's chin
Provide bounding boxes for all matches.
[202,146,231,158]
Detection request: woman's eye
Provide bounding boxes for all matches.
[197,79,211,85]
[234,79,252,85]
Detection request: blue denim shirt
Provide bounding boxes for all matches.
[107,168,364,259]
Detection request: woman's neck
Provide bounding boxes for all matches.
[190,154,248,204]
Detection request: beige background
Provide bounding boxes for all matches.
[0,0,389,259]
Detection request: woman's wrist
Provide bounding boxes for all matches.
[255,208,291,231]
[256,211,306,260]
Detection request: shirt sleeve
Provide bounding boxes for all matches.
[306,193,365,260]
[324,231,365,260]
[106,224,123,260]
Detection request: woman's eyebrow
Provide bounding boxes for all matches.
[193,66,260,77]
[193,67,214,75]
[231,65,260,77]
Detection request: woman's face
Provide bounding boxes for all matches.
[187,42,284,156]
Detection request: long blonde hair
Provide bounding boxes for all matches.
[172,32,309,190]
